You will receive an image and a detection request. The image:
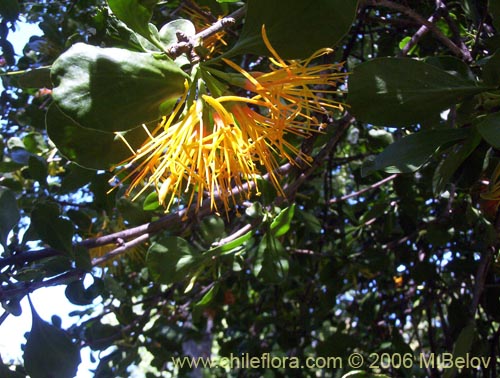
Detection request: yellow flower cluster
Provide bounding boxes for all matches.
[115,26,346,215]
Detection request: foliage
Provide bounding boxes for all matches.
[1,0,500,377]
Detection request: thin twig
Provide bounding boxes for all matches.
[363,0,472,62]
[401,8,443,56]
[284,114,355,197]
[329,173,398,204]
[168,5,247,58]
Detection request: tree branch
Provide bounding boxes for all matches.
[168,5,247,59]
[329,173,398,204]
[363,0,472,62]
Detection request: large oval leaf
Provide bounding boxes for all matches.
[51,43,188,132]
[227,0,358,59]
[24,301,81,378]
[348,58,489,126]
[46,104,149,169]
[476,112,500,149]
[363,128,470,175]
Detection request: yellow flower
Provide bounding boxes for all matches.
[115,25,347,216]
[222,25,346,130]
[115,94,265,215]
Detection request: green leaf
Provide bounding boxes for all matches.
[206,230,253,257]
[46,104,150,169]
[483,49,500,86]
[199,215,225,244]
[433,129,481,194]
[51,43,188,132]
[348,58,489,126]
[363,128,470,175]
[31,202,74,254]
[228,0,358,59]
[0,66,52,89]
[159,19,196,66]
[143,191,160,211]
[0,186,20,250]
[257,233,288,282]
[476,112,500,148]
[196,285,217,307]
[107,0,158,41]
[0,0,20,23]
[442,322,476,378]
[270,204,295,237]
[147,236,198,285]
[65,280,95,306]
[24,300,81,378]
[28,155,48,184]
[489,0,500,31]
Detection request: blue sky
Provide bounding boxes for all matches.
[0,20,97,377]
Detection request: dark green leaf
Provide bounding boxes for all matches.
[0,186,19,250]
[433,130,481,194]
[489,0,500,31]
[65,280,94,305]
[228,0,358,59]
[348,58,489,126]
[46,104,149,169]
[24,301,81,378]
[28,155,47,184]
[0,0,20,22]
[270,204,295,237]
[476,112,500,148]
[117,197,152,225]
[364,128,469,175]
[51,43,188,132]
[442,322,476,378]
[146,236,198,285]
[3,66,52,89]
[31,202,74,254]
[258,233,288,282]
[483,49,500,86]
[198,215,225,244]
[107,0,158,41]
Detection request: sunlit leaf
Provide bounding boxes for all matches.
[51,43,188,132]
[107,0,158,41]
[270,204,295,237]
